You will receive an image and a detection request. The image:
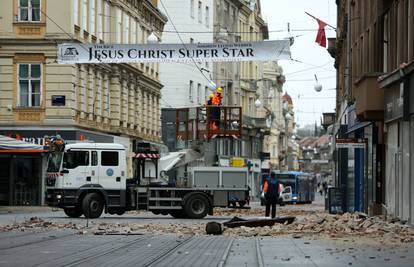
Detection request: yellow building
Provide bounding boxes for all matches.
[0,0,166,205]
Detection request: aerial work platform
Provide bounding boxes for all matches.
[176,106,242,141]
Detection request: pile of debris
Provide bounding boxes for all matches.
[222,212,414,244]
[94,222,206,236]
[1,213,413,246]
[0,217,82,233]
[212,207,318,218]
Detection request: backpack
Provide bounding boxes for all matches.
[267,178,279,197]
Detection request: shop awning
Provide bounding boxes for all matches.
[0,135,46,153]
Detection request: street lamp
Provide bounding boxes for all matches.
[255,98,262,109]
[283,110,292,171]
[314,74,322,92]
[147,32,159,44]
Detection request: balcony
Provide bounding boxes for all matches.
[243,115,270,134]
[352,73,384,121]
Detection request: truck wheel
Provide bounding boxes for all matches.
[116,209,125,216]
[184,193,210,219]
[64,208,82,218]
[82,193,104,219]
[279,198,285,206]
[238,201,246,208]
[151,210,161,215]
[170,210,187,219]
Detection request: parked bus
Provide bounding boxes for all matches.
[274,171,316,204]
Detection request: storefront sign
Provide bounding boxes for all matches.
[335,138,366,149]
[57,40,291,64]
[230,158,245,167]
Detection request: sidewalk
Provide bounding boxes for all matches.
[0,205,56,215]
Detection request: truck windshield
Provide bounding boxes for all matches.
[47,152,63,172]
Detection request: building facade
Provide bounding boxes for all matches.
[213,0,269,200]
[159,0,214,109]
[260,61,286,170]
[333,0,414,223]
[0,0,167,205]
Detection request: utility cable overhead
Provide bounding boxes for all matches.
[284,60,335,76]
[158,0,212,84]
[39,10,98,61]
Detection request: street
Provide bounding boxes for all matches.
[1,198,414,267]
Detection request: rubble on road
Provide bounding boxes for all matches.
[0,217,82,233]
[1,212,413,246]
[223,212,414,245]
[213,206,320,218]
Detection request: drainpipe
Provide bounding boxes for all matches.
[345,0,352,103]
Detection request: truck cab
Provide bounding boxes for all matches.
[46,142,127,218]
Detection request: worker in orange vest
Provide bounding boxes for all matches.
[262,172,280,218]
[212,87,223,105]
[211,87,223,130]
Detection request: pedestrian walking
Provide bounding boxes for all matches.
[263,172,279,218]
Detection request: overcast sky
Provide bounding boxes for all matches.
[261,0,337,128]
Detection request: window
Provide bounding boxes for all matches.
[383,13,389,73]
[18,0,41,22]
[131,18,136,43]
[91,151,98,166]
[90,0,96,35]
[18,63,41,107]
[101,151,119,166]
[116,8,122,43]
[223,1,229,25]
[190,0,194,18]
[197,83,201,104]
[82,67,87,111]
[104,2,110,41]
[205,6,209,27]
[106,77,111,116]
[198,1,202,23]
[82,0,88,31]
[90,70,95,114]
[205,86,209,101]
[73,0,79,25]
[249,97,254,114]
[63,151,89,169]
[99,73,103,115]
[189,80,194,102]
[124,14,130,44]
[97,0,103,40]
[75,65,81,109]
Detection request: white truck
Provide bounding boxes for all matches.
[45,139,249,219]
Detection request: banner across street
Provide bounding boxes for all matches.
[57,40,291,64]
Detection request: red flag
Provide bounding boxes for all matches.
[315,18,328,47]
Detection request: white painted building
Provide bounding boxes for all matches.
[159,0,214,108]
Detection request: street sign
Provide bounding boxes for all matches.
[335,138,366,149]
[230,158,245,167]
